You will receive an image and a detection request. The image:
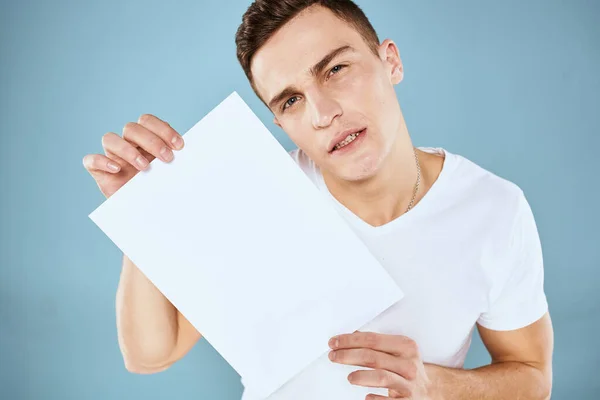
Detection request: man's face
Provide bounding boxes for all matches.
[251,5,404,182]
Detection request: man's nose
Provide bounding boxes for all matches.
[308,93,342,130]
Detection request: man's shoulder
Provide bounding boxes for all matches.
[444,149,528,225]
[446,150,539,271]
[449,149,524,201]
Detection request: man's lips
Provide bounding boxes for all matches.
[328,128,367,153]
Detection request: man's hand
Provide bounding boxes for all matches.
[328,331,434,399]
[83,114,185,198]
[327,314,553,400]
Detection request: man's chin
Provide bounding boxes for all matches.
[335,156,382,182]
[316,149,384,183]
[341,171,378,183]
[326,164,380,184]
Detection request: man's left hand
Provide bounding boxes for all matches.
[328,331,434,399]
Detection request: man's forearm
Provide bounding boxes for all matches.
[426,361,551,400]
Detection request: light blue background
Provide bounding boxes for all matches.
[1,0,598,399]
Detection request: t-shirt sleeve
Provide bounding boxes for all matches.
[477,191,549,331]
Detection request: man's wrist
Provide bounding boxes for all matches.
[425,363,447,400]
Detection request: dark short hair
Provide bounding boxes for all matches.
[235,0,380,100]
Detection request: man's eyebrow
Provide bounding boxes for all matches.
[268,86,300,110]
[267,45,355,110]
[310,45,354,77]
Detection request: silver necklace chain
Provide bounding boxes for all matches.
[405,148,421,213]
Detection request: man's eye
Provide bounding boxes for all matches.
[283,96,299,110]
[328,65,346,77]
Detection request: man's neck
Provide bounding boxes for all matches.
[321,135,442,227]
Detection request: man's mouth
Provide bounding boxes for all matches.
[331,129,366,153]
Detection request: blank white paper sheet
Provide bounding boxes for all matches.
[88,92,404,399]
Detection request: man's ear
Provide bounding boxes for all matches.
[378,39,403,85]
[273,117,282,128]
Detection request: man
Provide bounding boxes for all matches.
[83,0,553,399]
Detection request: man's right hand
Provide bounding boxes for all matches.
[83,114,200,373]
[83,114,184,198]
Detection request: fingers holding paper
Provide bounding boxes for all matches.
[83,114,185,198]
[328,331,433,399]
[118,122,172,167]
[136,113,184,152]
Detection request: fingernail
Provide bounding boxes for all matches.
[329,337,339,348]
[160,146,173,162]
[171,135,183,149]
[107,162,120,172]
[136,155,149,169]
[329,351,336,361]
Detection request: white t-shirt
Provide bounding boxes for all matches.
[240,147,548,400]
